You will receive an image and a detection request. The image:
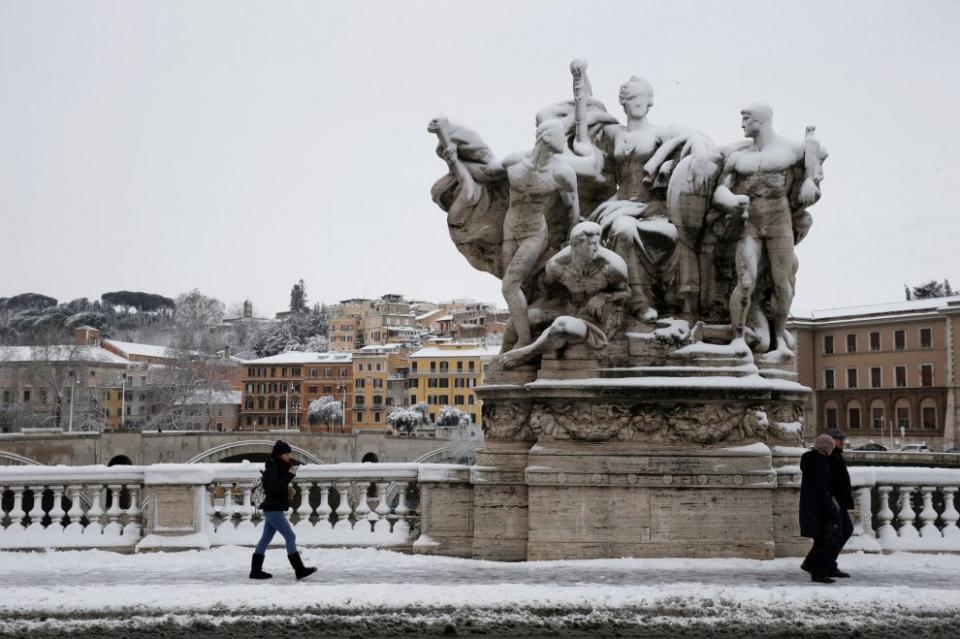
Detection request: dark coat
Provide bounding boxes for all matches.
[260,457,294,512]
[827,448,854,510]
[799,449,837,539]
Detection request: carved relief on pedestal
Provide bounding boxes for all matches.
[481,402,534,442]
[527,399,803,445]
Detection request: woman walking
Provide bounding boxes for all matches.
[249,440,317,580]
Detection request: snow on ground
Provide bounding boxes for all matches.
[1,547,960,637]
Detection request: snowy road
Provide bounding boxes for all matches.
[2,546,960,638]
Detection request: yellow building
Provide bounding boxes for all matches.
[408,342,498,425]
[352,344,410,428]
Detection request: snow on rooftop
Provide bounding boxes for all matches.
[0,345,129,366]
[358,344,403,352]
[791,294,960,321]
[244,351,353,365]
[102,339,181,359]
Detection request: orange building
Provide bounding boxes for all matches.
[351,344,411,428]
[239,352,354,432]
[790,295,960,449]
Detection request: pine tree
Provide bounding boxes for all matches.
[289,279,308,314]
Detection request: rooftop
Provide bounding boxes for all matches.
[0,345,130,366]
[791,294,960,321]
[102,339,182,359]
[410,344,499,359]
[243,351,353,365]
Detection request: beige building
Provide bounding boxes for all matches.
[790,295,960,449]
[408,342,499,425]
[351,344,411,428]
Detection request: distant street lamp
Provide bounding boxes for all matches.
[67,377,81,432]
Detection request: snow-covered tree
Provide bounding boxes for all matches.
[437,406,469,428]
[308,395,343,426]
[387,406,423,434]
[910,279,955,300]
[289,279,308,315]
[174,290,225,330]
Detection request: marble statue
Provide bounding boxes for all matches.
[499,221,628,369]
[429,59,826,373]
[712,104,827,360]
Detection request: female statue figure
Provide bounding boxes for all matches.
[589,77,718,321]
[499,118,581,348]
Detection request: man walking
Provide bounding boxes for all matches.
[799,434,839,583]
[825,428,854,578]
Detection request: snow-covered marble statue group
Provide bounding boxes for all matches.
[430,60,827,381]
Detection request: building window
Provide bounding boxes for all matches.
[410,395,417,405]
[920,364,934,387]
[824,369,835,389]
[356,379,365,389]
[454,395,465,405]
[872,406,884,429]
[823,335,834,354]
[920,328,932,349]
[438,378,449,388]
[468,395,475,405]
[825,407,838,429]
[846,368,858,389]
[848,407,861,430]
[895,366,907,388]
[897,406,910,430]
[894,330,905,351]
[869,331,881,351]
[355,412,363,423]
[870,367,882,389]
[922,405,937,430]
[374,411,381,423]
[846,334,857,353]
[23,390,30,402]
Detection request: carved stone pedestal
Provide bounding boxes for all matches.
[475,375,810,560]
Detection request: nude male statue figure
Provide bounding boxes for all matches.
[712,104,823,354]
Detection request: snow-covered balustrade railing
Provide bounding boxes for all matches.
[0,465,144,549]
[846,467,960,553]
[205,463,424,548]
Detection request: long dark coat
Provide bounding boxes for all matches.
[260,458,294,512]
[799,449,837,538]
[827,448,854,510]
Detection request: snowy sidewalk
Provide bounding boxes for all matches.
[2,547,960,637]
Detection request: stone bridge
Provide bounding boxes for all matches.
[0,430,463,466]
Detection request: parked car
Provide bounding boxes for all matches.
[855,443,888,452]
[944,447,960,454]
[899,444,930,453]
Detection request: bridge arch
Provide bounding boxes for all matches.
[185,440,326,465]
[412,446,475,465]
[0,451,43,466]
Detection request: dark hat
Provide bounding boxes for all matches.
[272,440,292,456]
[825,428,846,440]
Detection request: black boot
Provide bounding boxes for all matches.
[249,553,272,580]
[287,552,317,580]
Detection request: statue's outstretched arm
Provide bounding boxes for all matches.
[712,158,748,219]
[428,116,483,205]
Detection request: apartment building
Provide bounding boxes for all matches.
[408,342,499,425]
[239,352,354,432]
[790,295,960,449]
[351,344,411,428]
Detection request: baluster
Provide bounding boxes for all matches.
[876,486,895,546]
[852,487,873,538]
[236,483,255,532]
[220,483,237,526]
[294,481,315,532]
[393,482,411,538]
[7,486,27,532]
[0,486,7,529]
[897,486,919,540]
[48,485,67,530]
[85,485,105,536]
[64,485,85,537]
[374,482,391,535]
[333,482,353,532]
[315,483,333,532]
[104,484,124,537]
[26,486,46,538]
[918,487,940,539]
[941,487,960,542]
[123,485,142,540]
[355,482,373,533]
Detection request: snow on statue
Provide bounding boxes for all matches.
[428,59,826,379]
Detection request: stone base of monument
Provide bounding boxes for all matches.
[473,374,809,561]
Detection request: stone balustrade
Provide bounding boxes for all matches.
[0,466,144,549]
[846,467,960,553]
[0,463,470,553]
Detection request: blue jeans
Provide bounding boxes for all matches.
[254,510,298,555]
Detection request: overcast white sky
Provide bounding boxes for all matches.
[1,0,958,316]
